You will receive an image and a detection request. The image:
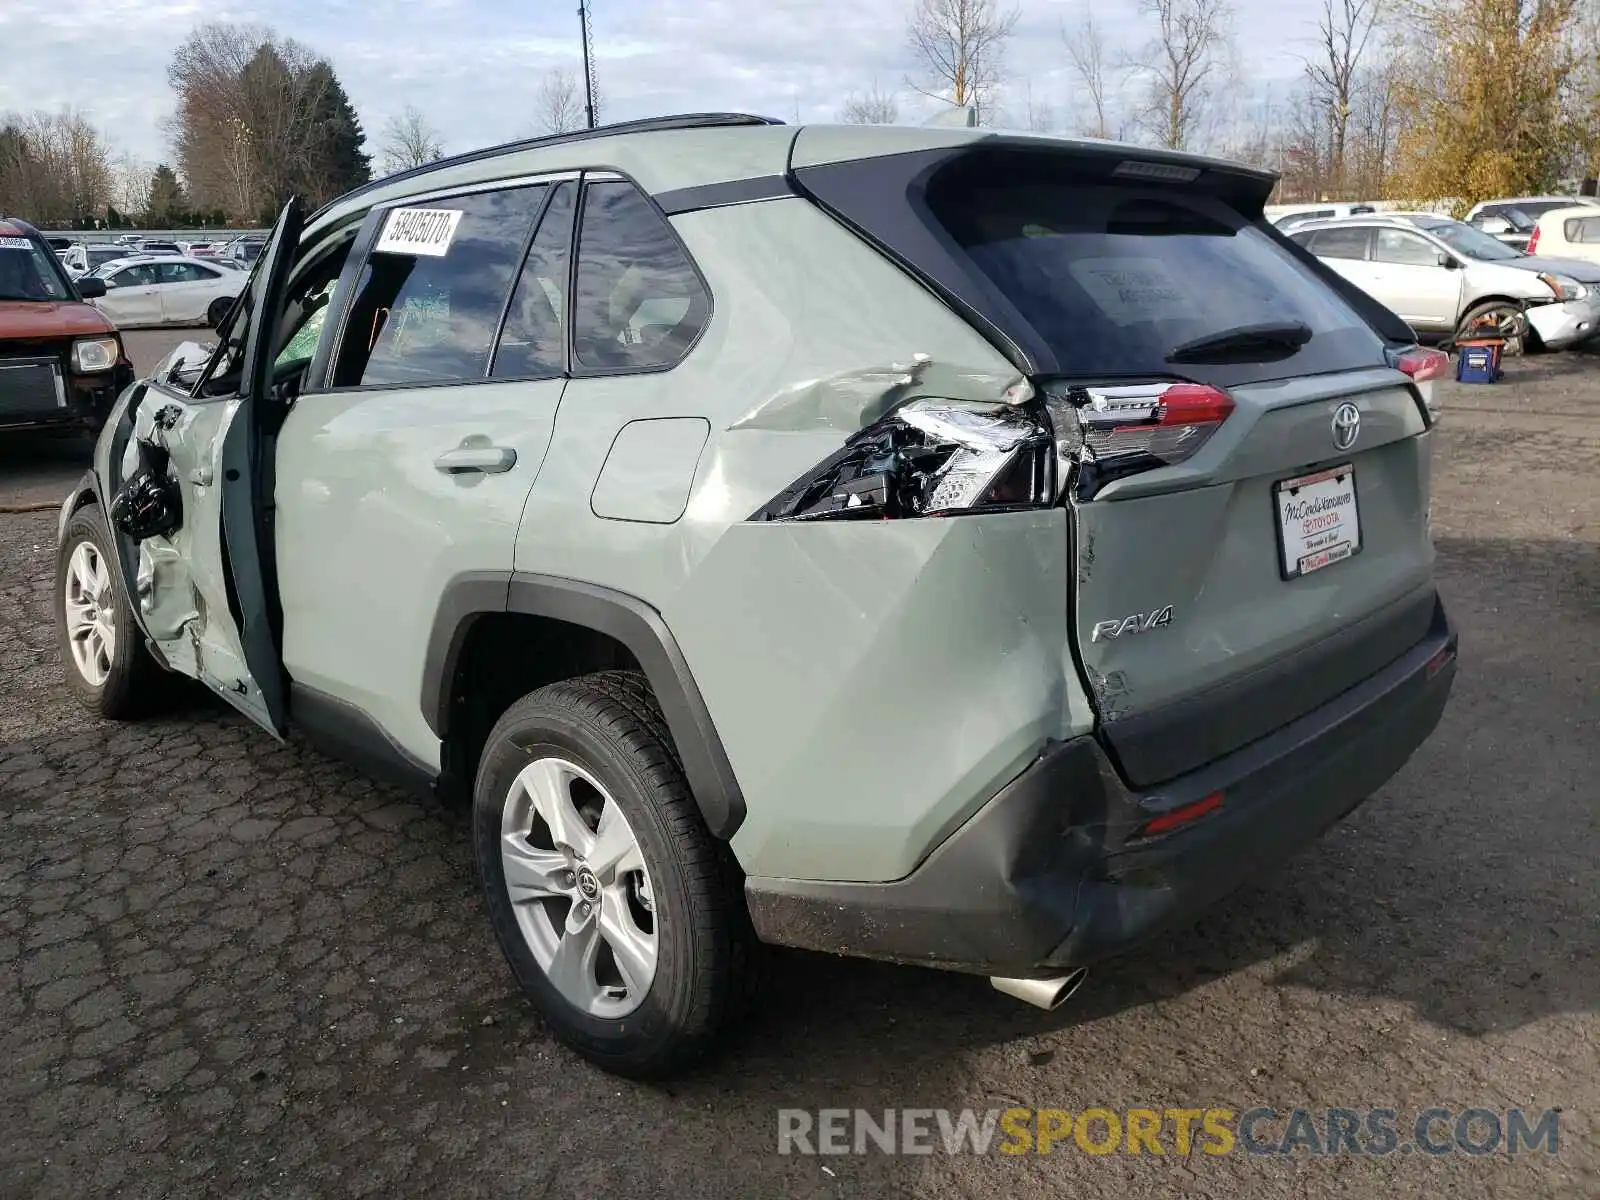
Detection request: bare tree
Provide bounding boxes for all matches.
[906,0,1020,123]
[1133,0,1232,149]
[1305,0,1383,193]
[839,82,901,124]
[0,109,114,225]
[1016,81,1055,131]
[1063,6,1120,138]
[533,69,584,136]
[379,104,444,174]
[111,151,152,216]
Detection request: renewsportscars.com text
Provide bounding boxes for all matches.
[777,1106,1560,1157]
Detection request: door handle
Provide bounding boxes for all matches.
[433,444,517,474]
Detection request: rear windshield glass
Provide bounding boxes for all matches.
[924,174,1386,381]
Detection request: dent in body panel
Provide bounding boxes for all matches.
[120,391,259,697]
[513,197,1023,602]
[726,355,1029,435]
[1073,436,1435,720]
[590,418,711,524]
[663,509,1091,884]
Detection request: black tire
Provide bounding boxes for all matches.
[472,670,754,1078]
[55,504,173,719]
[206,296,234,328]
[1456,299,1532,355]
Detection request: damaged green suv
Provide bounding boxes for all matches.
[57,115,1458,1077]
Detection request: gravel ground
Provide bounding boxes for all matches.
[1,331,1596,1199]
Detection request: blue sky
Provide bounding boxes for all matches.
[0,0,1326,165]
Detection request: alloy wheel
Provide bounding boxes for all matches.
[499,756,658,1017]
[63,541,116,687]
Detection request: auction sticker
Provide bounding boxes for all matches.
[0,236,33,249]
[1068,257,1193,325]
[1274,463,1361,579]
[375,207,463,257]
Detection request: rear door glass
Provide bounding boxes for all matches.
[926,178,1383,381]
[331,184,548,388]
[1305,227,1372,260]
[493,182,575,379]
[1372,229,1438,267]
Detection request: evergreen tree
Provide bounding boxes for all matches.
[305,63,371,200]
[147,164,187,222]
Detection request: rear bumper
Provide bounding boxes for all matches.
[0,360,133,433]
[745,596,1458,976]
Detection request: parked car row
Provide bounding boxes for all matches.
[52,233,266,278]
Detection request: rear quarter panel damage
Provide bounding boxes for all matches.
[662,509,1093,884]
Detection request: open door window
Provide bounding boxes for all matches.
[106,199,305,735]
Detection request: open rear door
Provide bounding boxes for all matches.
[109,199,304,734]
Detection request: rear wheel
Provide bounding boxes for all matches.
[206,296,234,328]
[472,671,754,1078]
[55,504,172,718]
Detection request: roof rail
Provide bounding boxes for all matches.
[310,112,786,223]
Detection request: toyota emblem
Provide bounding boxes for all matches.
[1331,402,1361,451]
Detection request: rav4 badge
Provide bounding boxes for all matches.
[1091,605,1175,642]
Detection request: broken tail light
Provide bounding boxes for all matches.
[1047,380,1235,499]
[749,395,1055,521]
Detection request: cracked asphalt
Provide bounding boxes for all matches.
[1,330,1596,1198]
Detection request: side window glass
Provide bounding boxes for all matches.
[332,184,548,388]
[1308,228,1369,260]
[492,182,575,379]
[571,180,709,372]
[1567,217,1600,244]
[1372,229,1438,267]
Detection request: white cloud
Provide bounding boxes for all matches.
[0,0,1322,165]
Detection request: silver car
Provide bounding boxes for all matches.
[1291,214,1600,351]
[55,116,1458,1077]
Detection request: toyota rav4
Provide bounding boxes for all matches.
[55,115,1458,1078]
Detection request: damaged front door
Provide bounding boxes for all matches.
[108,199,305,735]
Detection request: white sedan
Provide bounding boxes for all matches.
[86,255,240,329]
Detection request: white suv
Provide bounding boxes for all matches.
[1291,214,1600,352]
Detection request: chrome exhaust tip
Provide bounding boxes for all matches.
[989,969,1089,1011]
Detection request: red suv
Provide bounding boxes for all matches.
[1,216,134,435]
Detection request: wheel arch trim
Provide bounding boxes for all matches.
[421,571,747,840]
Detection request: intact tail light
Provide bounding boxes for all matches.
[1526,225,1541,253]
[1388,344,1449,423]
[749,379,1236,521]
[1390,346,1450,383]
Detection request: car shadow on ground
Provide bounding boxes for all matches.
[668,531,1600,1096]
[0,431,93,510]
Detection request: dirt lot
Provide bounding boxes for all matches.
[1,330,1596,1199]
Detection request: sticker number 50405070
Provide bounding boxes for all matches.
[375,208,463,257]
